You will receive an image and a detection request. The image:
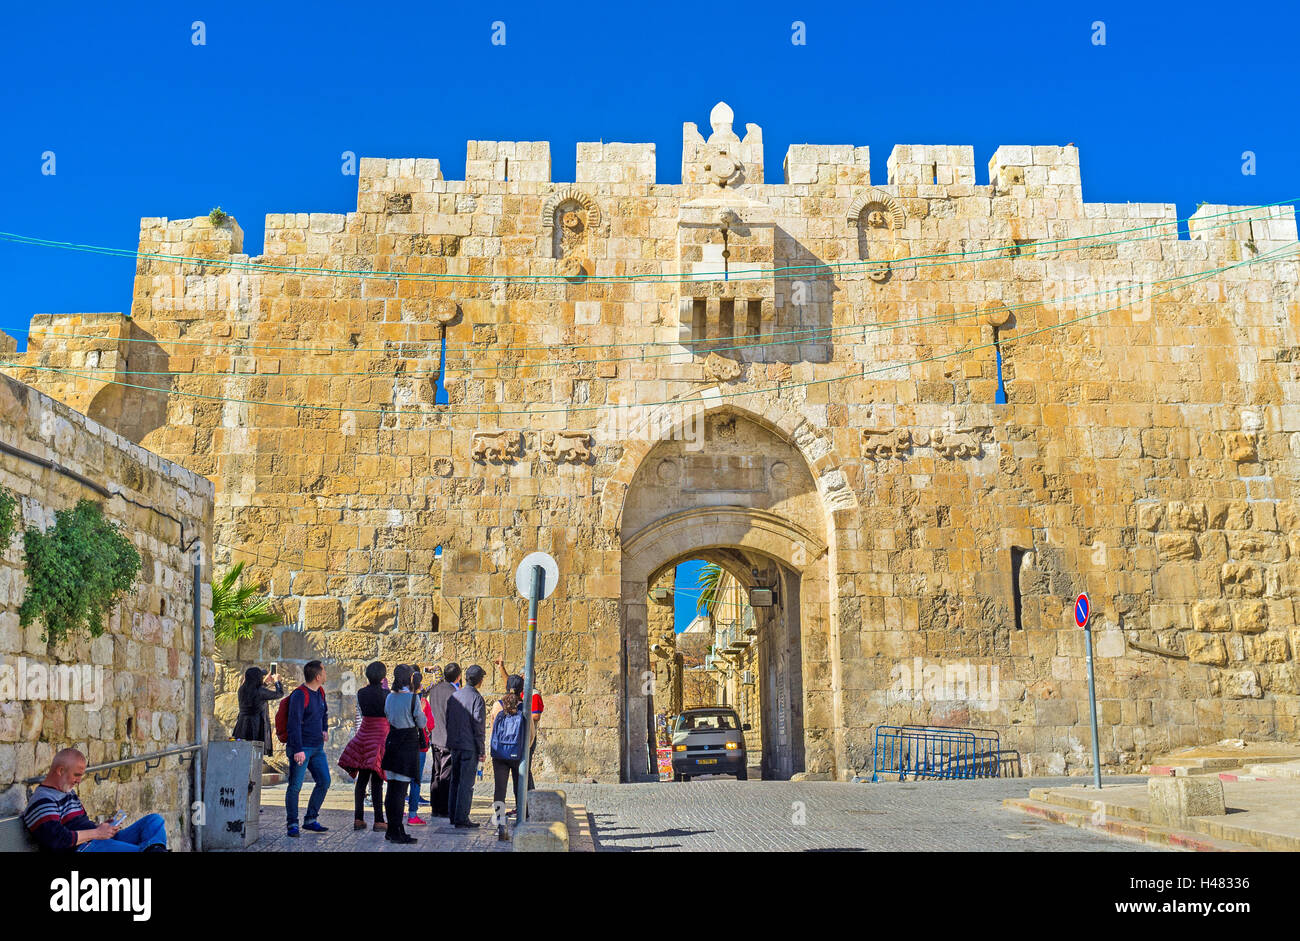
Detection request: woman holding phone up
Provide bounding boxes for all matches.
[233,666,284,756]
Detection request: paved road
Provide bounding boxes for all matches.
[242,782,514,853]
[558,777,1163,852]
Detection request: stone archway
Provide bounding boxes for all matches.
[610,403,847,782]
[622,508,828,781]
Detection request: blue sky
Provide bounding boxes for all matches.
[1,1,1295,630]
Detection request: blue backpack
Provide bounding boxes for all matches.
[490,703,525,761]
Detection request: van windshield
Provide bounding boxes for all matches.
[676,712,740,732]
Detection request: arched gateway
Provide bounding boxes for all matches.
[603,399,863,782]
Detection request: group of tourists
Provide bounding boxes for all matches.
[17,655,540,853]
[234,656,542,845]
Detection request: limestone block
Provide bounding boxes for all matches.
[1193,600,1232,632]
[1136,504,1163,531]
[1223,669,1261,698]
[1166,502,1207,531]
[302,599,341,633]
[1096,629,1125,658]
[1147,776,1225,824]
[1156,533,1198,561]
[1221,563,1264,597]
[278,630,323,661]
[1232,600,1268,634]
[513,820,567,852]
[1265,663,1299,694]
[525,788,567,823]
[347,598,397,633]
[1207,500,1251,529]
[1248,632,1290,663]
[1227,532,1286,563]
[1185,633,1227,665]
[326,631,379,662]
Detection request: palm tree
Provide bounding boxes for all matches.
[695,562,724,618]
[212,561,279,644]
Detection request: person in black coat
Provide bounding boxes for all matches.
[233,666,284,755]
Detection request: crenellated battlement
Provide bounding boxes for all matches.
[116,100,1296,303]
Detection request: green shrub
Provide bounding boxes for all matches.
[209,206,229,226]
[19,499,141,644]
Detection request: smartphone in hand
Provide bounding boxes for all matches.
[110,810,128,828]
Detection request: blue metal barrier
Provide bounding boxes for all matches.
[870,725,1008,781]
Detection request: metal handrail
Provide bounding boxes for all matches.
[21,744,201,788]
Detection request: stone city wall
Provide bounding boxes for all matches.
[6,102,1298,780]
[0,372,214,846]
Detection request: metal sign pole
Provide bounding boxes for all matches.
[1084,622,1102,790]
[517,564,543,822]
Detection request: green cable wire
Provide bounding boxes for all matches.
[4,245,1290,418]
[16,251,1280,378]
[5,209,1290,367]
[0,194,1290,290]
[0,214,1178,286]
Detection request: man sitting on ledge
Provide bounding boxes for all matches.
[23,747,169,852]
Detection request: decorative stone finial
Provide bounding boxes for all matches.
[710,102,735,136]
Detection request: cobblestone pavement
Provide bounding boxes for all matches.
[558,777,1164,852]
[237,781,514,852]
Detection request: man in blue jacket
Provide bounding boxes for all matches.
[285,660,331,837]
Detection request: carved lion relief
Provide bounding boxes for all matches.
[929,413,993,459]
[471,431,525,464]
[862,428,922,460]
[542,431,593,464]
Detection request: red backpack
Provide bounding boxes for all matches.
[274,685,311,744]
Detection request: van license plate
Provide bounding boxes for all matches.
[698,758,718,765]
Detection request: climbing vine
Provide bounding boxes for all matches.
[0,488,18,547]
[19,499,141,644]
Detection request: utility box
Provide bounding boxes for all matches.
[203,740,262,850]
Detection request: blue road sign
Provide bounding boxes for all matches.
[1074,592,1090,628]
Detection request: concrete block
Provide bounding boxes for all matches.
[1146,775,1226,825]
[512,820,568,852]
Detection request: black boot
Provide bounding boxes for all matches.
[385,820,417,845]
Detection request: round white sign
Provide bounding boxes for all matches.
[515,551,559,600]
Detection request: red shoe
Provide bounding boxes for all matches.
[407,815,427,826]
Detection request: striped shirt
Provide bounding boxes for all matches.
[23,785,95,852]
